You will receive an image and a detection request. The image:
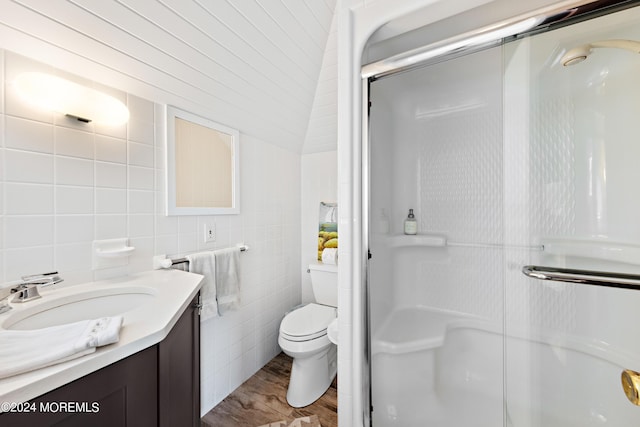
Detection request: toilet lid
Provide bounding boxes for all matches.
[280,303,336,341]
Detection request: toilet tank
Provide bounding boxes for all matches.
[309,262,338,307]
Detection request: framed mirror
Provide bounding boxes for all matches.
[166,106,240,215]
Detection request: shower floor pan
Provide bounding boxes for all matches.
[371,306,639,426]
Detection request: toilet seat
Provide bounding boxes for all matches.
[280,303,336,342]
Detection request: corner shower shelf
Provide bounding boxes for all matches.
[388,233,447,248]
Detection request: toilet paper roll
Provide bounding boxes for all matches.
[322,248,338,265]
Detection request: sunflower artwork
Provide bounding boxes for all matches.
[317,202,338,261]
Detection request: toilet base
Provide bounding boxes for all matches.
[284,343,337,408]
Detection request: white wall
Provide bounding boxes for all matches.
[0,50,302,414]
[301,151,338,302]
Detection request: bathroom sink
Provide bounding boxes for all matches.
[1,286,156,331]
[0,269,203,407]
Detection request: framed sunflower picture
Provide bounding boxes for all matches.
[318,202,338,261]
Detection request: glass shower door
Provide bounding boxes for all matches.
[367,3,640,426]
[368,45,506,426]
[503,5,640,425]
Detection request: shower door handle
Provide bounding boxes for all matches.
[622,369,640,406]
[522,265,640,291]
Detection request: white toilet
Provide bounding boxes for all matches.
[278,262,338,408]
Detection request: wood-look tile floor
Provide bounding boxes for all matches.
[201,352,337,427]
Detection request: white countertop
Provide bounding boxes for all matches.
[0,269,203,408]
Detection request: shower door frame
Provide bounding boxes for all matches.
[360,0,640,424]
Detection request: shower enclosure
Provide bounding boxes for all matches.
[364,1,640,425]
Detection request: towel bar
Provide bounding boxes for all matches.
[522,265,640,291]
[165,244,249,268]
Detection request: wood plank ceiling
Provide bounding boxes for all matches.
[0,0,338,154]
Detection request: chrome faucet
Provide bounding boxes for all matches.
[20,272,64,287]
[5,272,64,306]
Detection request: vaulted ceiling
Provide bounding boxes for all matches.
[0,0,338,154]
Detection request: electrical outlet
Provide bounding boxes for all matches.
[204,223,216,243]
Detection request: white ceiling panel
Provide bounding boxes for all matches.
[0,0,338,154]
[302,9,338,154]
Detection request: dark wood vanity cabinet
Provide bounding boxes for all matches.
[159,292,201,427]
[1,293,201,427]
[1,347,158,427]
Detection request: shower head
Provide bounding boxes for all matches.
[561,45,592,66]
[561,39,640,66]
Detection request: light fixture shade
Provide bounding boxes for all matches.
[13,72,130,126]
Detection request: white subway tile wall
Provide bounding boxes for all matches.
[0,51,302,414]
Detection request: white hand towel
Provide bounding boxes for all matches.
[215,247,241,315]
[0,316,123,379]
[187,251,218,321]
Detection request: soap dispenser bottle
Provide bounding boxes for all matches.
[404,209,417,235]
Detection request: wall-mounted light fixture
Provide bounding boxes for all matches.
[13,72,130,126]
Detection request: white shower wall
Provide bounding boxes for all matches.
[366,7,640,425]
[369,2,640,366]
[341,1,640,425]
[370,47,505,322]
[503,6,640,354]
[0,50,302,414]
